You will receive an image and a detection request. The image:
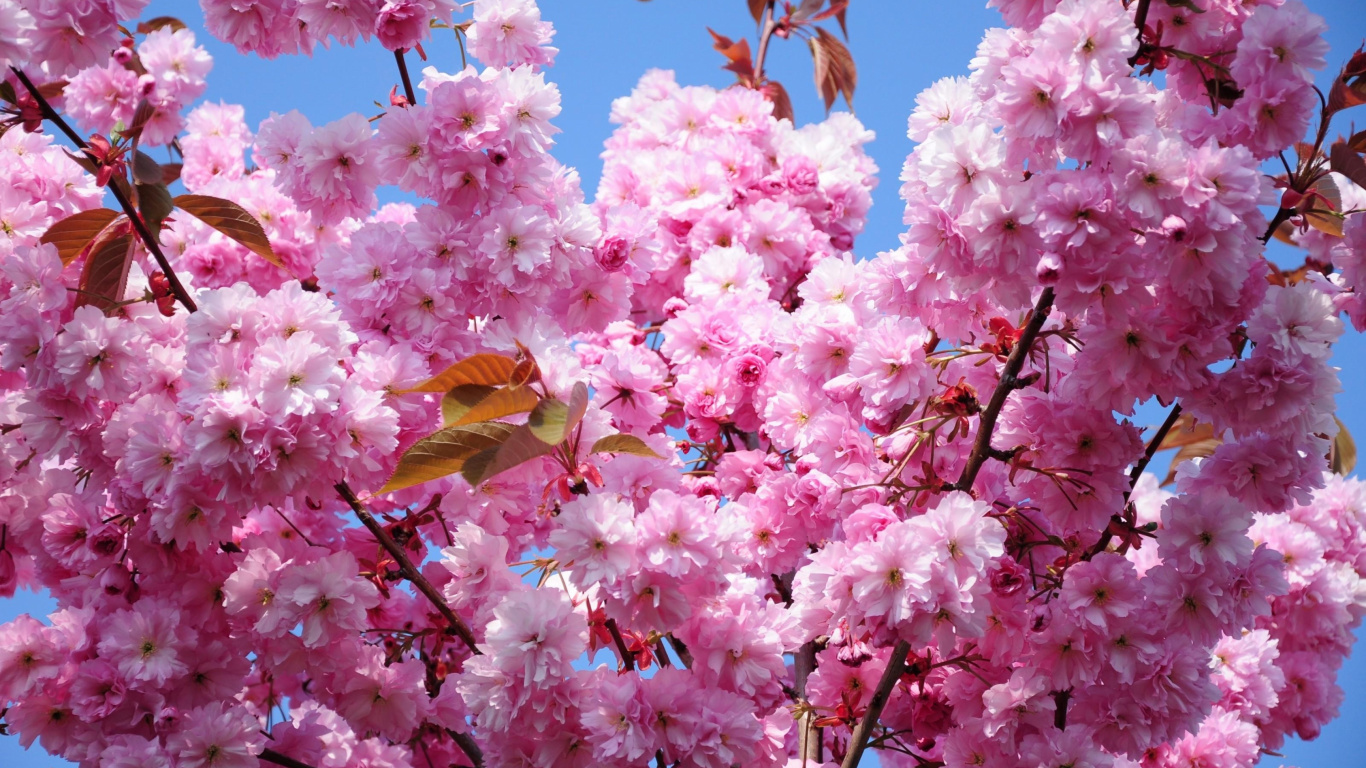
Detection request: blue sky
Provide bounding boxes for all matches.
[3,1,1364,766]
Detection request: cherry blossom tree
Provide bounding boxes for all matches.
[1,1,1365,768]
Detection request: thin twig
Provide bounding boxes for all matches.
[334,481,480,654]
[11,66,198,313]
[605,617,636,672]
[395,49,418,105]
[1127,0,1153,67]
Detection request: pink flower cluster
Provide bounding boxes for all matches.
[0,0,1364,767]
[200,0,460,57]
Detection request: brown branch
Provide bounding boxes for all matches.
[11,66,198,314]
[1127,403,1181,491]
[334,481,480,654]
[956,288,1056,492]
[395,49,418,106]
[446,728,485,768]
[842,290,1055,768]
[839,640,912,768]
[604,617,636,672]
[260,749,320,768]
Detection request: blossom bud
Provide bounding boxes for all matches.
[753,174,785,196]
[594,235,631,272]
[99,564,132,597]
[1036,252,1062,283]
[137,74,157,97]
[88,524,124,558]
[113,47,134,65]
[662,297,688,318]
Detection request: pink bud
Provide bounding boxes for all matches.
[662,297,688,318]
[113,47,134,65]
[1036,252,1063,283]
[137,74,156,97]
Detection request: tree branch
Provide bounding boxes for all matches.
[1127,403,1181,492]
[1127,0,1153,67]
[605,617,636,672]
[334,481,480,654]
[839,640,912,768]
[394,49,418,106]
[842,289,1055,768]
[956,288,1056,493]
[446,728,485,768]
[260,749,320,768]
[11,66,198,314]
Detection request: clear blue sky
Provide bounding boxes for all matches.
[3,1,1363,766]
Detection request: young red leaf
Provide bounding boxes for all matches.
[172,194,283,268]
[1331,141,1366,191]
[399,353,521,393]
[159,163,183,186]
[708,27,755,81]
[1328,45,1366,114]
[809,27,856,112]
[1304,175,1345,238]
[760,79,795,123]
[77,230,137,312]
[748,0,769,23]
[39,208,122,266]
[789,0,826,23]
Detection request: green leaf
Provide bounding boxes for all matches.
[590,433,665,459]
[441,384,498,426]
[447,385,540,428]
[132,150,163,185]
[527,381,589,445]
[172,193,283,268]
[461,424,557,486]
[40,208,122,266]
[378,422,517,494]
[137,182,174,235]
[399,353,520,393]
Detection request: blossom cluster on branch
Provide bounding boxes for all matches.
[0,1,1364,768]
